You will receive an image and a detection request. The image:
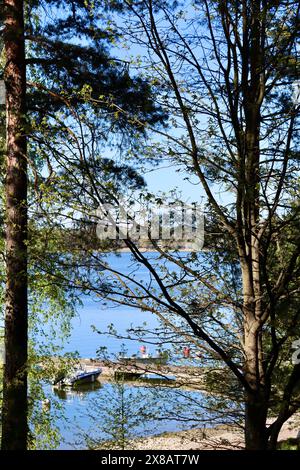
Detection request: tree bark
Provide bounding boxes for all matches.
[245,390,268,450]
[1,0,28,450]
[243,310,268,449]
[239,0,269,450]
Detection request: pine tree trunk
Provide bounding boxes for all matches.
[1,0,28,450]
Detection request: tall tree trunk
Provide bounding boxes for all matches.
[239,0,269,450]
[1,0,28,450]
[245,390,268,450]
[243,310,268,450]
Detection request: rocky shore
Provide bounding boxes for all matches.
[131,415,300,450]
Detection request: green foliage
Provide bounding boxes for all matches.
[277,438,300,451]
[25,0,166,141]
[83,377,149,450]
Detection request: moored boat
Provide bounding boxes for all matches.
[53,367,102,388]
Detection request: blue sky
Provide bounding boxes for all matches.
[144,164,206,204]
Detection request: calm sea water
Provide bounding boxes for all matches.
[45,383,208,450]
[55,252,195,358]
[61,253,167,358]
[36,253,210,449]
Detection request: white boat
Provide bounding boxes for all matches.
[53,367,102,388]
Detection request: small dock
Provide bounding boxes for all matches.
[44,356,224,390]
[77,358,209,389]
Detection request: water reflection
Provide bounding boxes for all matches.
[52,381,102,401]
